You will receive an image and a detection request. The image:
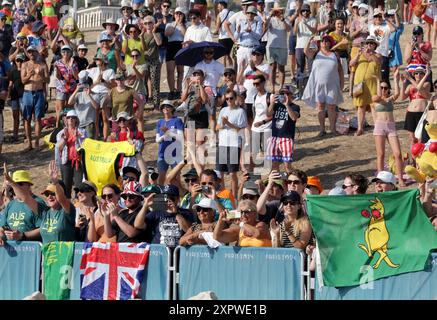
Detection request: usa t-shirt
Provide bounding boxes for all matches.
[156,116,184,160]
[271,102,300,139]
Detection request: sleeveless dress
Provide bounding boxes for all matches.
[302,51,344,108]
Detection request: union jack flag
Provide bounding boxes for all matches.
[80,242,150,300]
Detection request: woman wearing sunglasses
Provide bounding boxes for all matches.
[371,70,405,186]
[86,184,121,242]
[3,161,76,244]
[270,191,311,249]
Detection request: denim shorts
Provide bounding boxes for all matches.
[56,91,72,101]
[22,90,45,120]
[11,98,23,111]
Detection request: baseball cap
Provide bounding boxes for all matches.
[66,110,78,118]
[61,45,72,51]
[352,1,361,7]
[15,52,26,61]
[301,3,310,11]
[241,0,253,5]
[246,6,258,14]
[193,198,218,211]
[224,67,235,75]
[371,171,396,185]
[280,190,301,203]
[358,3,368,10]
[122,166,140,179]
[116,111,133,121]
[183,168,198,178]
[373,8,384,16]
[74,181,97,194]
[77,44,88,50]
[242,188,259,196]
[114,71,125,80]
[26,45,38,52]
[174,6,188,15]
[161,184,180,197]
[192,69,204,76]
[252,45,265,55]
[141,184,161,195]
[31,20,46,33]
[413,25,424,35]
[12,170,33,185]
[160,99,175,109]
[99,33,113,42]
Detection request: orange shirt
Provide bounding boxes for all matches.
[239,228,272,247]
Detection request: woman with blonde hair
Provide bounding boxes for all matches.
[270,191,312,249]
[213,200,271,247]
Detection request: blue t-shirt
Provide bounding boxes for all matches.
[271,102,300,139]
[156,116,184,160]
[145,209,194,247]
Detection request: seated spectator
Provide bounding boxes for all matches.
[270,190,312,249]
[0,167,45,245]
[213,200,272,247]
[342,173,369,195]
[134,184,193,248]
[73,181,98,241]
[179,197,218,246]
[5,161,76,244]
[371,171,397,193]
[86,184,121,242]
[103,181,144,242]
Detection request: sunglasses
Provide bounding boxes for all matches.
[342,184,355,189]
[253,82,261,86]
[242,194,256,200]
[375,15,382,18]
[413,32,422,36]
[225,96,235,101]
[129,30,137,33]
[17,182,28,186]
[252,52,262,56]
[44,192,56,197]
[145,21,153,25]
[196,207,212,213]
[224,73,234,77]
[414,72,425,75]
[240,210,255,215]
[301,9,310,12]
[122,7,132,11]
[282,200,298,206]
[122,194,140,200]
[287,180,301,185]
[131,54,140,58]
[185,178,198,183]
[201,182,214,186]
[101,193,114,200]
[204,51,214,55]
[190,16,198,20]
[123,175,136,181]
[192,72,202,76]
[162,4,170,7]
[380,86,389,90]
[16,59,24,62]
[66,116,76,119]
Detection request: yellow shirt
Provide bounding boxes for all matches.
[123,38,145,65]
[329,32,349,52]
[239,229,272,247]
[80,138,135,195]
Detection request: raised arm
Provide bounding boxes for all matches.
[3,164,38,214]
[48,160,72,213]
[213,210,239,244]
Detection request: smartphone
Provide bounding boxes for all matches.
[277,94,285,104]
[227,210,241,219]
[152,194,167,212]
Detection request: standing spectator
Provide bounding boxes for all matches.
[103,181,144,243]
[404,25,433,85]
[350,35,381,136]
[134,184,193,248]
[34,0,58,41]
[125,48,147,105]
[142,15,162,110]
[165,6,187,99]
[215,0,234,68]
[122,24,146,66]
[368,8,395,83]
[265,6,291,93]
[117,0,138,34]
[27,20,49,62]
[240,45,270,127]
[329,17,350,86]
[216,88,248,199]
[348,3,369,96]
[302,34,344,137]
[371,71,405,186]
[266,85,300,171]
[8,52,25,143]
[21,45,49,150]
[234,6,263,70]
[294,4,317,82]
[74,44,89,72]
[386,10,403,74]
[317,0,335,35]
[56,110,87,198]
[54,44,78,128]
[9,32,28,63]
[183,9,212,46]
[154,0,173,65]
[257,0,269,48]
[97,18,122,51]
[19,15,35,37]
[67,76,99,139]
[156,100,184,185]
[96,34,122,73]
[286,1,300,81]
[0,12,12,60]
[0,168,45,245]
[84,54,115,140]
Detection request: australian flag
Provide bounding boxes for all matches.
[80,242,150,300]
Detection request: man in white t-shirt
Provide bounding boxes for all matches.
[368,8,395,83]
[183,9,212,46]
[294,4,317,78]
[216,0,235,67]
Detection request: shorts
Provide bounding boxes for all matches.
[267,47,288,66]
[157,158,179,172]
[166,41,183,62]
[11,98,23,111]
[216,146,241,173]
[404,111,423,133]
[22,90,45,120]
[158,47,167,64]
[266,136,294,163]
[56,91,73,101]
[288,34,297,55]
[219,38,234,56]
[91,92,107,109]
[236,46,255,67]
[373,120,398,137]
[245,103,254,123]
[186,110,209,129]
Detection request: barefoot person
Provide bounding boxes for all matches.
[371,70,406,186]
[20,45,49,150]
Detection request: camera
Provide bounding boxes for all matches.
[201,185,210,194]
[277,94,285,104]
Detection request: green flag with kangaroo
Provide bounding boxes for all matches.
[306,189,437,287]
[42,242,75,300]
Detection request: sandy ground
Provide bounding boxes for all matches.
[1,24,435,195]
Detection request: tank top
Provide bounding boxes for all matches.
[374,100,394,112]
[239,228,272,247]
[110,87,134,119]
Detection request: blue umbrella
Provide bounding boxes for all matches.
[175,41,227,67]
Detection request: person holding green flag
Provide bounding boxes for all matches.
[306,187,437,287]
